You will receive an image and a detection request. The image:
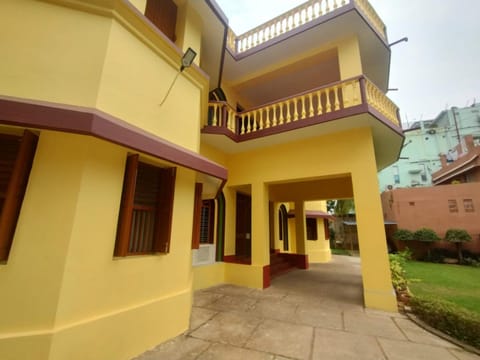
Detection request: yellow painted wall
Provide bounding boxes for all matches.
[305,201,332,263]
[96,20,202,151]
[130,0,147,13]
[192,263,225,290]
[0,131,198,359]
[225,263,265,289]
[338,36,363,80]
[176,2,203,65]
[0,0,110,106]
[0,0,207,152]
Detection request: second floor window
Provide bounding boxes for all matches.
[145,0,177,42]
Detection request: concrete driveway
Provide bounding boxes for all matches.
[134,255,479,360]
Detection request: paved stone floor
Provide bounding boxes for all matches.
[134,255,480,360]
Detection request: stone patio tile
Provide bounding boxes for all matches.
[247,299,297,322]
[393,318,459,348]
[196,343,275,360]
[295,304,343,330]
[190,311,262,347]
[343,311,406,340]
[250,286,289,301]
[189,307,217,331]
[203,293,258,313]
[377,338,459,360]
[193,291,224,307]
[207,284,255,297]
[312,328,385,360]
[132,335,209,360]
[449,349,480,360]
[245,319,314,360]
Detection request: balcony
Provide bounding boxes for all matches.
[201,76,403,169]
[226,0,386,55]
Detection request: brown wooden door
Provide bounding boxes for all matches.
[235,192,251,258]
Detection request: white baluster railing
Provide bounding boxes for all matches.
[205,77,400,136]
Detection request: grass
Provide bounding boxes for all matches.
[331,248,351,256]
[404,261,480,316]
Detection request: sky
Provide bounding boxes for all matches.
[215,0,480,128]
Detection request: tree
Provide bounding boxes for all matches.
[392,229,414,242]
[413,228,440,260]
[333,199,355,216]
[444,228,472,262]
[331,199,355,250]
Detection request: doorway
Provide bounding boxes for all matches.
[235,192,251,259]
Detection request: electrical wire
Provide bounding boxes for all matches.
[159,70,181,106]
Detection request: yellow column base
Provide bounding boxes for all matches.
[363,288,398,312]
[308,248,332,263]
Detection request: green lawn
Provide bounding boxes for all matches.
[404,261,480,315]
[331,248,351,256]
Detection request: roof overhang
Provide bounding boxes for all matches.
[0,95,227,196]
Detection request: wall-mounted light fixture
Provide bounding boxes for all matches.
[160,47,197,106]
[180,47,197,72]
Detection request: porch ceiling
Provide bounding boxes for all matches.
[269,175,353,202]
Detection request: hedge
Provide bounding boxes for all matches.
[409,295,480,349]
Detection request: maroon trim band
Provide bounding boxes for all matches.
[0,95,227,181]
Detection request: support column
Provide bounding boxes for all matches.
[272,202,282,252]
[352,167,397,312]
[294,201,306,254]
[251,182,270,287]
[293,201,309,269]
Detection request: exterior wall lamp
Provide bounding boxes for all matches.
[180,47,197,72]
[160,47,197,106]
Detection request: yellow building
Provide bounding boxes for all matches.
[0,0,403,359]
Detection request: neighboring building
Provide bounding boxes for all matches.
[0,1,403,359]
[432,134,480,185]
[378,103,480,191]
[381,135,480,255]
[381,184,480,255]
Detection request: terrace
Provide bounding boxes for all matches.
[225,0,386,55]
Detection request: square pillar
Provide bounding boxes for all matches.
[352,172,397,312]
[251,182,270,267]
[294,201,307,255]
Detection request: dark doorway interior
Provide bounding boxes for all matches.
[235,192,252,259]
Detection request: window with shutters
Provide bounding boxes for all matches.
[0,131,38,261]
[145,0,178,42]
[200,200,215,244]
[114,154,176,257]
[306,218,318,240]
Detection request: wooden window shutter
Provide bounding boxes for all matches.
[191,183,203,250]
[0,130,38,260]
[153,167,176,253]
[145,0,178,42]
[115,154,139,257]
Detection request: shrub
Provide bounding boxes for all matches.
[393,229,414,242]
[409,295,480,349]
[389,251,410,293]
[463,257,480,267]
[414,228,441,242]
[413,228,440,260]
[445,228,472,262]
